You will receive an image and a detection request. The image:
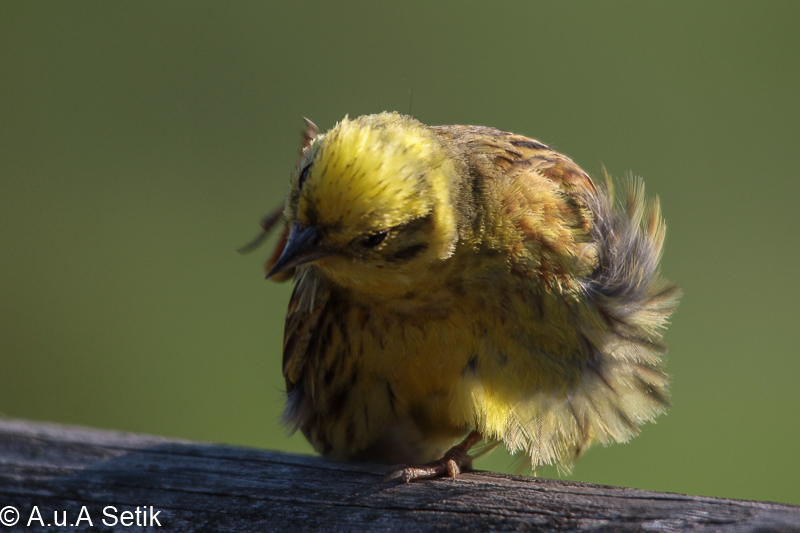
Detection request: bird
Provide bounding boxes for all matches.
[254,112,680,482]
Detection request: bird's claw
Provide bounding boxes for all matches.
[382,449,473,483]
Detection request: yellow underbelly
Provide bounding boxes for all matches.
[321,285,590,464]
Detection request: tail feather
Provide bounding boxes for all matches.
[500,174,680,469]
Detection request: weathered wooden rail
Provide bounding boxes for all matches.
[0,418,798,532]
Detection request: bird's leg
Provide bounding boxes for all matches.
[383,430,483,483]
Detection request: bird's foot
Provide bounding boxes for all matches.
[382,430,481,483]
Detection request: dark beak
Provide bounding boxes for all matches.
[266,222,330,279]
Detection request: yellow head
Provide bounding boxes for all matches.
[269,113,462,295]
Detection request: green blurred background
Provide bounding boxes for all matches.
[2,1,798,505]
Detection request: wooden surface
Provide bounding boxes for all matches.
[0,419,798,532]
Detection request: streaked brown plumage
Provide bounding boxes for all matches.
[256,113,679,481]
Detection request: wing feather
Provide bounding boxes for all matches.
[437,126,678,468]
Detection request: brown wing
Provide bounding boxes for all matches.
[434,125,599,288]
[433,124,595,192]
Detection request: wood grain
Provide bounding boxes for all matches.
[0,418,797,532]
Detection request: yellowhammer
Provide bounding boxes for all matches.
[253,112,679,482]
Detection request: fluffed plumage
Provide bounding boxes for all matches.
[260,112,679,479]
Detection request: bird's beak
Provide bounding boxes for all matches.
[266,222,330,279]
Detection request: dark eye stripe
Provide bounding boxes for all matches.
[298,163,312,189]
[390,243,428,261]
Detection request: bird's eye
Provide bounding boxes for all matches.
[298,163,312,189]
[361,230,388,249]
